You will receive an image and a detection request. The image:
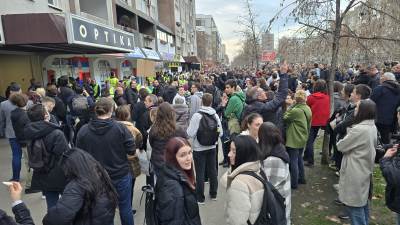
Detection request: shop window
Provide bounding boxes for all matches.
[98,60,111,82]
[50,58,73,79]
[121,60,133,78]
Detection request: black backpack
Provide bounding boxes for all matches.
[27,139,52,173]
[238,170,287,225]
[196,112,219,146]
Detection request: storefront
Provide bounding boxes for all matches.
[1,13,138,87]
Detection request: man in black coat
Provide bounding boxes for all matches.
[242,72,288,129]
[162,80,178,104]
[24,104,69,210]
[125,80,139,106]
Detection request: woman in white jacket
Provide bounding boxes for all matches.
[221,135,264,225]
[337,99,377,225]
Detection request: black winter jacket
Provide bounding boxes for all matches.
[47,93,67,122]
[149,127,187,172]
[76,118,135,181]
[43,180,116,225]
[371,80,400,127]
[243,73,288,125]
[156,165,202,225]
[380,156,400,213]
[58,87,75,106]
[0,203,34,225]
[125,87,138,106]
[24,121,69,192]
[11,108,30,146]
[162,86,177,104]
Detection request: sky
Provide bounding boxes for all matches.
[195,0,299,60]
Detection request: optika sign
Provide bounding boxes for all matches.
[66,14,135,52]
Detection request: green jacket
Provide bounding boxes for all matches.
[224,91,246,120]
[284,103,312,149]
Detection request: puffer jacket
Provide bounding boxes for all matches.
[173,104,190,131]
[0,203,34,225]
[149,127,187,173]
[221,161,264,225]
[24,121,69,192]
[155,164,201,225]
[42,180,116,225]
[380,156,400,214]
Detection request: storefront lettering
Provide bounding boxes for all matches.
[69,15,135,52]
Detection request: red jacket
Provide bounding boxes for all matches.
[307,92,330,127]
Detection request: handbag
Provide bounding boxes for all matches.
[127,154,141,178]
[228,117,241,135]
[138,149,151,176]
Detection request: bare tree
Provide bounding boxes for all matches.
[271,0,400,164]
[237,0,263,69]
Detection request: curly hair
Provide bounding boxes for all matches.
[150,102,176,139]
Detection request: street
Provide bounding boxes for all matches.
[0,138,228,225]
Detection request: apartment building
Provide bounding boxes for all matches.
[0,0,198,94]
[195,14,223,66]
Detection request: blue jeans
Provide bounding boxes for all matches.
[112,173,134,225]
[43,191,60,210]
[287,147,305,189]
[347,204,369,225]
[9,138,22,181]
[304,126,321,165]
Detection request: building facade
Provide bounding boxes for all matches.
[0,0,198,94]
[196,14,223,66]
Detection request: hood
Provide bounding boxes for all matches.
[193,91,203,98]
[225,161,261,188]
[269,143,290,164]
[173,104,189,114]
[88,118,115,135]
[24,121,61,139]
[311,92,328,99]
[198,106,216,115]
[382,80,400,94]
[231,91,246,102]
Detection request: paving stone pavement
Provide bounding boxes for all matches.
[0,138,229,225]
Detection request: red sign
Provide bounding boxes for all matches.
[261,51,276,62]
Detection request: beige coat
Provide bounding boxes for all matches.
[337,120,377,207]
[221,161,264,225]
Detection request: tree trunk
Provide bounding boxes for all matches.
[321,0,342,165]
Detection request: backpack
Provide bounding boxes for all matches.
[196,112,219,146]
[27,139,52,172]
[71,95,88,115]
[238,170,287,225]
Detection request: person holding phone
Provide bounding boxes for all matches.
[0,182,35,225]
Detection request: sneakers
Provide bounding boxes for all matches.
[338,213,349,220]
[334,198,345,206]
[197,201,205,205]
[210,195,217,201]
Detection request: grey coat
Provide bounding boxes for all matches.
[0,100,17,138]
[173,104,190,131]
[337,120,377,207]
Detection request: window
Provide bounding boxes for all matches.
[48,0,62,9]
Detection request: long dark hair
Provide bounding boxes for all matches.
[164,137,195,189]
[150,102,176,139]
[231,135,261,171]
[258,122,284,160]
[61,148,118,216]
[353,99,376,125]
[241,113,262,131]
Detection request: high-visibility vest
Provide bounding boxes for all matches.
[109,86,115,98]
[108,77,119,89]
[92,83,100,99]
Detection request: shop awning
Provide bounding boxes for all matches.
[183,56,201,64]
[126,47,146,58]
[141,48,161,61]
[1,13,137,54]
[173,54,185,63]
[160,52,175,61]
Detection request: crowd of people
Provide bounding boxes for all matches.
[0,61,399,225]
